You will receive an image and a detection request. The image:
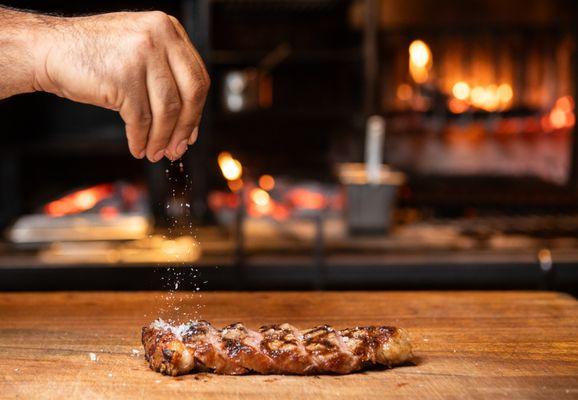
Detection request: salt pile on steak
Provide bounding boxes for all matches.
[142,319,412,376]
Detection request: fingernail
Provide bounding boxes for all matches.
[176,139,189,158]
[188,127,199,145]
[137,150,146,159]
[152,149,165,162]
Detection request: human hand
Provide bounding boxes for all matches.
[31,11,209,162]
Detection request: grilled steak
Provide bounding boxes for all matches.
[142,320,412,375]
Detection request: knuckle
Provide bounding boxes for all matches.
[145,11,175,33]
[159,98,182,119]
[168,15,181,27]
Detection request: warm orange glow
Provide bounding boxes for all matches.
[287,188,326,210]
[497,83,513,106]
[99,206,119,220]
[448,98,469,114]
[469,85,500,112]
[396,83,413,101]
[250,188,270,207]
[548,96,575,131]
[258,174,276,191]
[249,188,273,215]
[556,96,574,113]
[409,40,431,68]
[470,86,486,108]
[44,184,114,217]
[409,40,432,84]
[452,81,470,101]
[218,152,243,181]
[227,178,243,192]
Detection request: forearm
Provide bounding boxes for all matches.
[0,7,50,99]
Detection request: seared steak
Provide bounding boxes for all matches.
[142,320,412,376]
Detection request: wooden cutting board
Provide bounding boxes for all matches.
[0,291,577,399]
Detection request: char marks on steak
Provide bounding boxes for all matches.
[142,320,412,376]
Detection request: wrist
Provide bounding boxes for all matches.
[0,8,53,95]
[26,13,66,94]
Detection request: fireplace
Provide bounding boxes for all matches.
[0,0,577,292]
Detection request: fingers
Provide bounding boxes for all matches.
[167,16,209,154]
[164,45,209,160]
[119,77,151,159]
[120,12,209,162]
[144,57,182,162]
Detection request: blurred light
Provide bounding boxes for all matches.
[225,72,246,93]
[44,184,113,217]
[409,40,431,68]
[99,206,119,220]
[484,84,500,111]
[497,83,513,106]
[396,83,413,101]
[258,175,275,191]
[227,179,243,192]
[452,81,470,101]
[250,188,270,207]
[218,152,243,181]
[556,96,574,113]
[550,108,568,129]
[287,188,326,210]
[226,94,244,112]
[548,96,575,131]
[408,40,432,84]
[470,86,487,108]
[448,98,469,114]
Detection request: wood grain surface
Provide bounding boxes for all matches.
[0,291,577,399]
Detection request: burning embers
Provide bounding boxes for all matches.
[10,182,150,244]
[44,182,144,219]
[211,151,341,226]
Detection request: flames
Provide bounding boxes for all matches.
[218,152,243,181]
[44,184,114,217]
[211,152,338,222]
[450,81,514,112]
[542,96,575,132]
[409,40,432,84]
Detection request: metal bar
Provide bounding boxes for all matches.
[363,0,379,116]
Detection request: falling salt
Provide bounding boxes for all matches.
[89,353,98,362]
[108,373,113,378]
[131,349,140,356]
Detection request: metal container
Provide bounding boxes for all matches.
[338,163,405,235]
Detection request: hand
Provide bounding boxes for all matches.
[31,11,210,162]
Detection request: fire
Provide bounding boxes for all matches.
[396,83,413,101]
[249,188,273,215]
[287,188,326,210]
[227,179,243,192]
[497,83,513,105]
[448,98,469,114]
[548,96,575,130]
[409,40,432,84]
[258,175,275,191]
[218,151,243,181]
[250,188,270,207]
[452,81,470,101]
[454,82,513,112]
[541,96,575,132]
[44,184,114,217]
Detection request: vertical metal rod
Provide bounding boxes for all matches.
[363,0,379,116]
